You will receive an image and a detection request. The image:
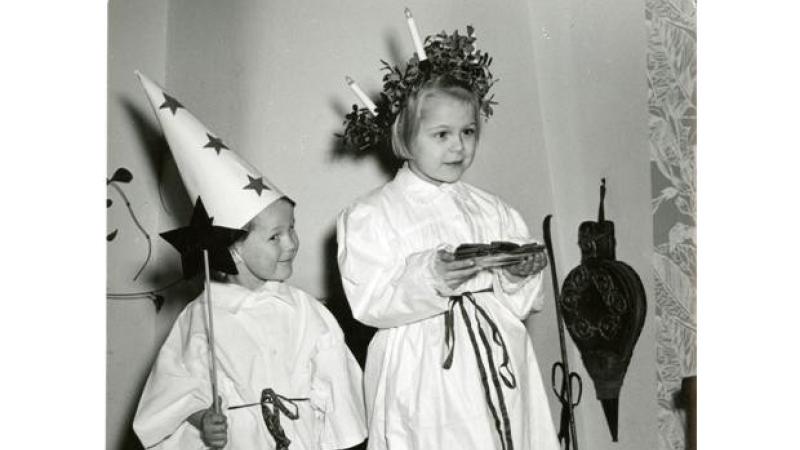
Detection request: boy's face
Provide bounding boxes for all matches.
[408,94,478,185]
[236,199,299,283]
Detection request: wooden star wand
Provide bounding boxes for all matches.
[160,197,246,415]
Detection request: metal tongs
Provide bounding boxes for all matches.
[543,215,582,450]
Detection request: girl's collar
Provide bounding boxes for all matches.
[393,163,461,200]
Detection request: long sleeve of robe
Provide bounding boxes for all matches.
[133,281,367,450]
[337,164,559,450]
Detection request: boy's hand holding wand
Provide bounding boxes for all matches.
[160,198,246,448]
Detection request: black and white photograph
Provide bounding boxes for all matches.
[7,1,800,449]
[104,1,687,449]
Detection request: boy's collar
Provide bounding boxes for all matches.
[209,280,295,313]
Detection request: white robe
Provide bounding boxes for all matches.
[133,281,367,450]
[337,165,560,450]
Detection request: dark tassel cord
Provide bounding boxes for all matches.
[443,290,516,450]
[228,388,309,450]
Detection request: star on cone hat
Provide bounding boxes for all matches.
[135,71,286,229]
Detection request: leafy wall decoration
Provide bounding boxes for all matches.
[646,0,696,448]
[107,167,152,281]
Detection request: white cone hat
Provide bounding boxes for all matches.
[135,71,285,229]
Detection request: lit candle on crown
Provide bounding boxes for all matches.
[404,8,427,61]
[345,76,378,116]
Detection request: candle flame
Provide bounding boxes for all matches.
[404,7,413,18]
[345,76,355,85]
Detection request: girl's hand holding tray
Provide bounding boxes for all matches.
[454,241,544,264]
[454,241,548,276]
[435,249,483,290]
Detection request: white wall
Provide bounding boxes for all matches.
[107,1,655,448]
[106,1,167,448]
[527,0,657,448]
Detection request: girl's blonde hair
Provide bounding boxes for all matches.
[390,75,482,160]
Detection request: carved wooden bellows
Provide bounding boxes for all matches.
[560,179,646,442]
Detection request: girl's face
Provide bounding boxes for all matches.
[233,199,299,288]
[408,94,478,185]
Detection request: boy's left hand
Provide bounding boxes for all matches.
[502,251,547,280]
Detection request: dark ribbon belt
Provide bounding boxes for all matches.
[442,289,517,450]
[228,388,309,450]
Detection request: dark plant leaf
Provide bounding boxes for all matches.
[107,198,113,208]
[107,229,118,241]
[152,295,165,313]
[110,167,133,184]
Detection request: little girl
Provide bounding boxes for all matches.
[337,29,560,450]
[132,72,366,449]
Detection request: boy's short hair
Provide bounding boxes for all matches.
[211,196,296,281]
[390,74,482,160]
[237,196,296,237]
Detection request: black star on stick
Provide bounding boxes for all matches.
[160,197,246,279]
[243,175,270,196]
[159,93,183,115]
[203,134,229,154]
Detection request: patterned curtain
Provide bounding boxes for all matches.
[646,0,696,448]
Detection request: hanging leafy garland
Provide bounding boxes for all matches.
[107,167,185,312]
[106,278,185,313]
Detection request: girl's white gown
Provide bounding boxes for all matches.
[337,165,560,450]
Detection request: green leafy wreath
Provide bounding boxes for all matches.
[341,25,497,152]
